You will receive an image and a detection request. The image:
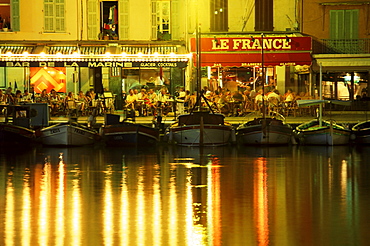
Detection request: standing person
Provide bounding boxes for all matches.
[176,87,186,115]
[157,88,170,115]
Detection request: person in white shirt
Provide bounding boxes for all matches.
[125,89,137,110]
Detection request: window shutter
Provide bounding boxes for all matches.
[119,0,129,40]
[44,0,54,32]
[330,10,358,39]
[171,0,179,40]
[151,0,157,40]
[346,9,359,39]
[11,0,20,31]
[87,0,99,40]
[55,0,65,32]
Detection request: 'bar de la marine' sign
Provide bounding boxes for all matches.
[190,37,312,52]
[0,61,188,68]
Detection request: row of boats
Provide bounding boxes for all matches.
[1,104,369,147]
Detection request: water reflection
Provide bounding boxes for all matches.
[0,145,370,245]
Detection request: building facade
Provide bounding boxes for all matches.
[0,0,316,109]
[0,0,190,109]
[302,0,369,100]
[186,0,312,96]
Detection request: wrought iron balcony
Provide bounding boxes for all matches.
[312,39,370,54]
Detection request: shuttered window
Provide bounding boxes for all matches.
[44,0,65,33]
[255,0,273,31]
[11,0,20,31]
[210,0,228,32]
[119,0,129,40]
[330,9,359,39]
[329,9,360,53]
[87,0,98,40]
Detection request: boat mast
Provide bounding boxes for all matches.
[261,33,265,119]
[319,62,323,127]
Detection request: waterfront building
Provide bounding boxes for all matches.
[303,0,369,100]
[4,1,356,109]
[0,0,190,109]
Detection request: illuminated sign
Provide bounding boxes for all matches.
[0,61,187,68]
[190,37,312,52]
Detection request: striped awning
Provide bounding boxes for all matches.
[120,45,179,54]
[0,46,35,54]
[46,46,107,55]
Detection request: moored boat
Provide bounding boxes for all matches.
[0,123,36,144]
[295,119,350,145]
[101,122,160,146]
[168,111,233,146]
[236,117,293,145]
[351,120,370,144]
[40,122,100,146]
[294,99,351,145]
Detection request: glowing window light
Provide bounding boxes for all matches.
[105,52,111,57]
[137,52,143,57]
[6,51,12,56]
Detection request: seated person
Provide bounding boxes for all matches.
[49,89,62,115]
[125,89,137,110]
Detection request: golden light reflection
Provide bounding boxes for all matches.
[341,160,348,202]
[120,167,130,246]
[22,169,32,246]
[169,164,178,245]
[5,170,15,246]
[185,173,194,245]
[254,157,270,246]
[207,159,214,245]
[137,166,145,246]
[103,165,114,246]
[152,164,162,245]
[210,156,222,246]
[55,156,65,246]
[38,162,51,246]
[71,166,82,246]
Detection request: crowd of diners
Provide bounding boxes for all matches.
[0,86,109,117]
[123,84,313,117]
[0,84,314,119]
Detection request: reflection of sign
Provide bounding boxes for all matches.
[0,61,188,68]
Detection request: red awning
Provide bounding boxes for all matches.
[194,52,312,67]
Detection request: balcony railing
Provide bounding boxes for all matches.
[312,39,370,54]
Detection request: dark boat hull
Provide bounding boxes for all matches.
[236,118,292,145]
[102,123,159,146]
[0,123,35,145]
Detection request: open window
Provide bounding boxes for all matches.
[152,0,171,40]
[0,0,19,32]
[100,0,118,40]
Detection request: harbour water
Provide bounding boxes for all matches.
[1,144,370,245]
